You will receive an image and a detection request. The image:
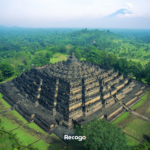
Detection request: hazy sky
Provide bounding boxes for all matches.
[0,0,150,28]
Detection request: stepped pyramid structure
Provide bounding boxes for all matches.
[0,52,149,136]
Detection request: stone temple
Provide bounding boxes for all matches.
[0,52,149,137]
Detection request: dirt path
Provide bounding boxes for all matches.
[0,108,13,114]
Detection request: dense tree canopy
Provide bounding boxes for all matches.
[74,48,81,60]
[32,52,50,66]
[0,27,150,150]
[71,118,130,150]
[86,50,102,64]
[46,51,53,59]
[0,70,3,82]
[0,27,150,85]
[0,63,14,79]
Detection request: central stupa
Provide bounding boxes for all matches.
[66,52,80,66]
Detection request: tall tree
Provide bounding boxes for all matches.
[128,61,144,81]
[0,63,14,78]
[146,73,150,85]
[85,45,97,54]
[105,53,117,67]
[71,118,130,150]
[0,70,3,82]
[145,62,150,74]
[74,48,81,60]
[32,52,50,65]
[86,50,102,64]
[99,50,108,66]
[46,51,53,59]
[113,58,129,75]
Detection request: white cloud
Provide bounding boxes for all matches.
[116,14,136,18]
[0,0,150,27]
[126,2,133,8]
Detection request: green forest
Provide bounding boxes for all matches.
[1,27,150,85]
[1,27,150,150]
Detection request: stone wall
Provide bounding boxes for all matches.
[107,106,123,120]
[128,98,141,108]
[103,92,111,99]
[126,97,137,106]
[85,96,101,105]
[110,88,117,95]
[104,96,115,104]
[109,108,126,122]
[141,86,145,89]
[104,100,115,108]
[84,102,103,116]
[114,82,125,90]
[135,90,143,96]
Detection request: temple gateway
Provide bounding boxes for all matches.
[0,52,149,134]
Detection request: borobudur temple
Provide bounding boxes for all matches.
[0,52,149,133]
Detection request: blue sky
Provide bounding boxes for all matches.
[0,0,150,28]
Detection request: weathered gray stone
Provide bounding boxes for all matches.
[0,52,149,134]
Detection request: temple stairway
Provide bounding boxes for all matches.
[118,100,150,122]
[130,111,150,121]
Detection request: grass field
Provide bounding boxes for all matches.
[35,50,48,55]
[124,118,150,141]
[112,112,130,124]
[125,134,141,146]
[0,115,19,131]
[10,127,49,149]
[0,130,22,150]
[50,53,86,63]
[0,93,11,109]
[50,53,68,64]
[80,57,86,61]
[146,105,150,113]
[112,89,150,147]
[0,94,67,150]
[117,57,149,67]
[131,90,149,110]
[110,40,150,60]
[27,122,45,134]
[112,113,142,146]
[0,115,66,150]
[127,58,149,66]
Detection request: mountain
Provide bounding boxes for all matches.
[103,9,133,18]
[45,8,149,29]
